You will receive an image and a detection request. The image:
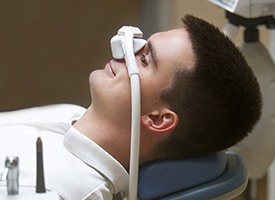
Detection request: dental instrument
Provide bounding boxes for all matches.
[36,137,46,193]
[110,26,146,200]
[2,156,19,195]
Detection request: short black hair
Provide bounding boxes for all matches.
[157,14,262,159]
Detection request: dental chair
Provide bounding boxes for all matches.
[138,151,247,200]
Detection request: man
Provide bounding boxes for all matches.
[0,14,262,199]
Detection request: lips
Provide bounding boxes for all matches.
[106,62,116,77]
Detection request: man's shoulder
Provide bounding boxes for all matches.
[0,104,86,125]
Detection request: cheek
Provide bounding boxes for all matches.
[139,69,172,112]
[140,77,161,112]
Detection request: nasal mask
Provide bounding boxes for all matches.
[110,26,147,75]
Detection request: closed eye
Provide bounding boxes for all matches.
[141,54,148,65]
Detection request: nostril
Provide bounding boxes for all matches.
[115,58,125,63]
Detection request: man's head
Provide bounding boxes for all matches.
[88,23,195,165]
[88,14,262,165]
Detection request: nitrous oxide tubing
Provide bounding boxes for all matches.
[110,26,146,200]
[124,30,141,200]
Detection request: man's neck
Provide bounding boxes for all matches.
[72,106,131,170]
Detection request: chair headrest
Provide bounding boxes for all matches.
[138,151,227,200]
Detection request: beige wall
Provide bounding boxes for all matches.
[0,0,141,111]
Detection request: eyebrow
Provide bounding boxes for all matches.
[147,41,158,67]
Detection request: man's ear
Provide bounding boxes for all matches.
[141,109,179,134]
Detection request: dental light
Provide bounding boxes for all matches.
[208,0,275,18]
[110,26,146,200]
[208,0,275,199]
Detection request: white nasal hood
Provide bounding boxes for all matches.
[110,26,147,60]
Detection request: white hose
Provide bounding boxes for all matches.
[123,30,141,200]
[128,75,140,200]
[111,26,146,200]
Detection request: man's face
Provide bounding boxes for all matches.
[89,29,195,127]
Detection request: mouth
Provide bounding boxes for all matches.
[106,62,116,77]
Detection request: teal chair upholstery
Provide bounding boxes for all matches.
[138,151,247,200]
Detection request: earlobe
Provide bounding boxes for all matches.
[141,109,178,134]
